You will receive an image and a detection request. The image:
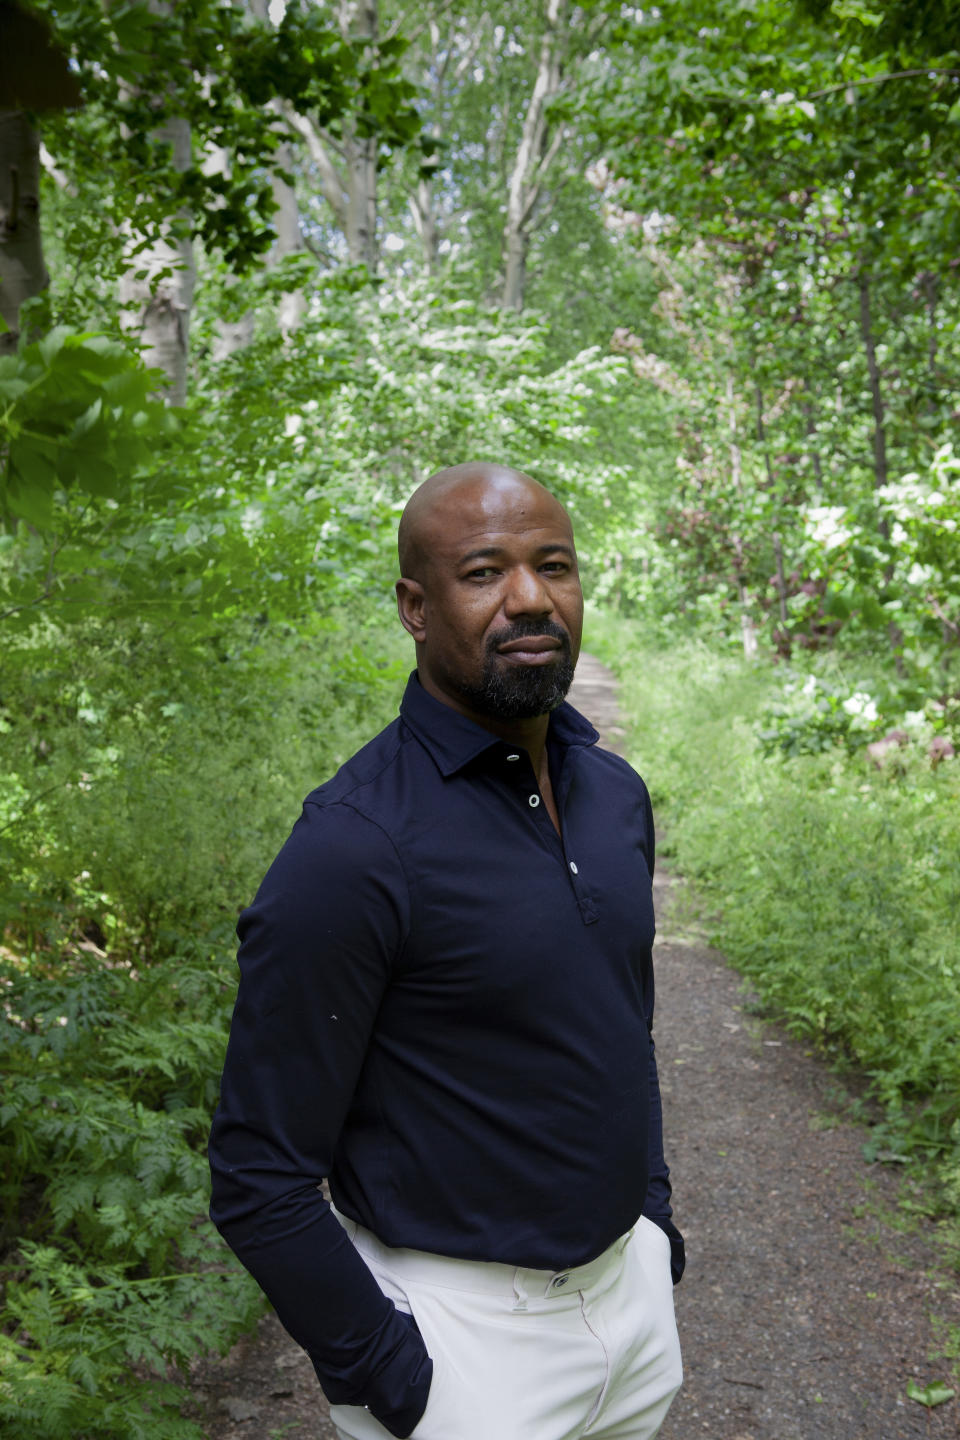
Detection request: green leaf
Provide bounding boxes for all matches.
[37,326,72,367]
[823,586,853,619]
[857,593,886,627]
[906,1380,956,1408]
[0,375,31,402]
[70,399,104,440]
[5,470,55,527]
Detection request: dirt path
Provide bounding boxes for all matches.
[193,655,960,1439]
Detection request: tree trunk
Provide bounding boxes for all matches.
[857,267,888,493]
[341,0,379,272]
[921,270,939,412]
[249,0,306,335]
[500,0,567,311]
[200,130,254,360]
[502,224,528,312]
[272,133,307,333]
[408,173,439,274]
[802,401,824,493]
[726,375,757,659]
[118,110,195,405]
[858,265,904,667]
[0,110,48,354]
[773,531,789,628]
[345,131,378,271]
[756,383,790,651]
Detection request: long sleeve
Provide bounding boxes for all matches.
[208,800,432,1438]
[637,781,685,1285]
[642,1029,685,1284]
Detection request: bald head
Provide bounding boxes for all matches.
[398,462,570,582]
[394,460,582,725]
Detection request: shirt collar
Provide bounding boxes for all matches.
[399,671,600,778]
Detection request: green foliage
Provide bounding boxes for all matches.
[5,0,960,1426]
[33,0,423,270]
[0,935,263,1438]
[589,609,960,1190]
[0,327,174,530]
[0,617,407,1438]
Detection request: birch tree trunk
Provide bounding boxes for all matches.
[118,109,194,405]
[342,0,379,272]
[408,171,439,275]
[114,1,195,403]
[500,0,567,312]
[272,132,307,334]
[0,111,48,354]
[248,0,306,336]
[200,131,255,360]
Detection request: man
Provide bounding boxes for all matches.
[209,462,683,1440]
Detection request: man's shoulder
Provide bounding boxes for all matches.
[303,713,419,821]
[576,735,651,798]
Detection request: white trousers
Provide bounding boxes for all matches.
[329,1213,682,1440]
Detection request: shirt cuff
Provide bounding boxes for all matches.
[321,1318,432,1439]
[643,1212,685,1286]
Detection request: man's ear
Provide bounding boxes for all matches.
[396,577,427,642]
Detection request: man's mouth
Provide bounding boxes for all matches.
[496,636,564,665]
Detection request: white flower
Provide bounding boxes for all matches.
[805,506,850,550]
[842,691,878,722]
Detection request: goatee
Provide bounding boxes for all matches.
[452,620,575,720]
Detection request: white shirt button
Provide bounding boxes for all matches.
[552,1274,569,1288]
[528,794,540,808]
[506,753,520,762]
[569,862,578,874]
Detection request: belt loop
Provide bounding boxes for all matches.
[512,1268,529,1312]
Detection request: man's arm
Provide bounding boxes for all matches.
[642,1028,685,1284]
[636,778,686,1285]
[208,800,431,1439]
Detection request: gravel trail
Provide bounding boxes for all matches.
[192,654,960,1439]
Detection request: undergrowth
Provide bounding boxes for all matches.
[1,617,408,1438]
[586,607,960,1210]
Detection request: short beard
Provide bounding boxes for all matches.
[452,620,575,720]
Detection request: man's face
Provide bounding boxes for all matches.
[397,474,583,723]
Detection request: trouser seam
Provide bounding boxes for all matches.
[579,1289,610,1431]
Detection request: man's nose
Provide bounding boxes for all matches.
[503,564,554,617]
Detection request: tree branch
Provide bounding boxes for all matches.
[282,104,349,231]
[806,67,960,100]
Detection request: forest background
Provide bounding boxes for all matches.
[1,0,959,1434]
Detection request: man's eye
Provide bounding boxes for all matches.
[466,567,497,579]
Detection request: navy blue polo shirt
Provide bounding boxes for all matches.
[209,672,682,1438]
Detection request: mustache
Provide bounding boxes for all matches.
[486,618,571,655]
